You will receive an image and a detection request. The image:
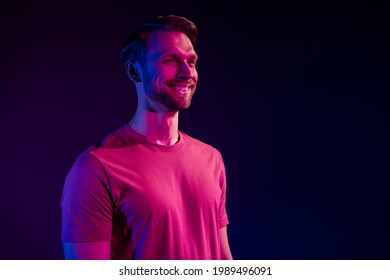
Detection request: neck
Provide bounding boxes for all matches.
[129,109,180,146]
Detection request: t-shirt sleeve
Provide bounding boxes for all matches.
[61,151,113,242]
[218,154,229,228]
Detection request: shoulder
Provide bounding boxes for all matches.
[73,150,100,167]
[68,126,128,176]
[180,131,223,158]
[66,151,104,182]
[87,125,132,152]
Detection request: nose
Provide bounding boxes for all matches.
[177,62,195,80]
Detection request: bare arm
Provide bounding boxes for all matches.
[63,242,110,260]
[219,226,233,260]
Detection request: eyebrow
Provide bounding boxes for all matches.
[153,52,198,60]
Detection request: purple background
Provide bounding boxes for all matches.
[1,1,389,259]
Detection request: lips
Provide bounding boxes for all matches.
[168,83,195,94]
[168,83,194,88]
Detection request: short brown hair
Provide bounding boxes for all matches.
[120,15,198,64]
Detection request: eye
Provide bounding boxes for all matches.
[164,57,176,63]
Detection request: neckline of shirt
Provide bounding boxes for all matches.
[123,123,185,151]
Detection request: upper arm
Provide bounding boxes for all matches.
[61,152,113,245]
[63,242,111,260]
[219,226,233,260]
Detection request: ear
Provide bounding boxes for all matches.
[125,61,142,83]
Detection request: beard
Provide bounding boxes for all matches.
[142,69,196,111]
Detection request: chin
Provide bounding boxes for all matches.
[165,96,193,111]
[167,102,192,111]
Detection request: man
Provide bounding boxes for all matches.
[61,15,233,260]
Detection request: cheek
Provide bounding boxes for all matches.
[157,78,164,88]
[144,68,164,86]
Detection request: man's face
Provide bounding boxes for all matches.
[140,30,198,111]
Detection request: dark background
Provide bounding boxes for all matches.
[0,0,389,259]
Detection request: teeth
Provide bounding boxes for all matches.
[171,85,189,91]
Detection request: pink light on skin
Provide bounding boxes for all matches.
[137,30,198,112]
[128,30,199,146]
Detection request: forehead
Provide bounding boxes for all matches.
[145,30,197,58]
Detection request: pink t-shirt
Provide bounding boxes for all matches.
[61,124,229,259]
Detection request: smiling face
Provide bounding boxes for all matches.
[139,30,198,112]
